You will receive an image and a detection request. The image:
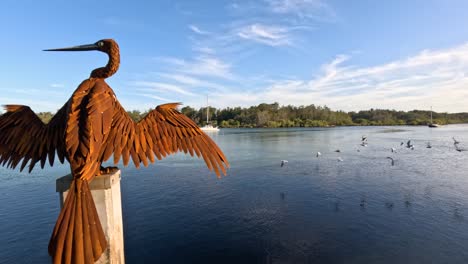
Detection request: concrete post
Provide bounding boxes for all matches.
[56,170,125,264]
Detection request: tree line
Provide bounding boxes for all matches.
[30,102,468,127]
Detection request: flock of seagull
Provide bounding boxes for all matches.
[280,135,466,168]
[277,133,466,213]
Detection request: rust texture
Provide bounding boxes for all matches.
[0,39,229,264]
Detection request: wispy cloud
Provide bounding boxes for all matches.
[193,46,216,55]
[227,42,468,112]
[237,24,291,46]
[157,73,229,92]
[136,93,173,102]
[158,55,234,79]
[186,0,333,61]
[264,0,336,22]
[133,81,195,96]
[50,83,65,88]
[189,24,210,35]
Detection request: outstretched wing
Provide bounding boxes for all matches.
[99,101,229,177]
[0,104,68,172]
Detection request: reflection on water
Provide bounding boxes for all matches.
[1,125,468,263]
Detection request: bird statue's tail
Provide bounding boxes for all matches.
[48,179,107,264]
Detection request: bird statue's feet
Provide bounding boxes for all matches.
[99,166,119,175]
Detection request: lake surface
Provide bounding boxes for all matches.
[1,125,468,263]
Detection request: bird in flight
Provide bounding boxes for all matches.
[280,160,288,167]
[406,140,413,148]
[0,39,229,264]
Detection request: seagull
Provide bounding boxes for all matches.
[455,144,466,152]
[335,149,341,153]
[360,198,367,207]
[280,160,288,167]
[406,140,413,148]
[391,147,396,153]
[386,157,395,166]
[316,152,322,157]
[453,137,460,145]
[337,157,344,162]
[362,135,367,142]
[400,142,404,146]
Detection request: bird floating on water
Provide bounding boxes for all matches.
[386,157,395,166]
[360,197,367,207]
[455,144,466,152]
[0,39,229,264]
[316,152,321,157]
[337,157,344,162]
[281,160,288,167]
[426,142,432,148]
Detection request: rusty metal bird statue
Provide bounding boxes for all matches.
[0,39,229,264]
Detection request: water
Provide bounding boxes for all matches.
[1,125,468,263]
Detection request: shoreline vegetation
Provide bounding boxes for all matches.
[33,102,468,128]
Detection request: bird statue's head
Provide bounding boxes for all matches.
[44,39,118,54]
[44,39,120,79]
[93,39,118,54]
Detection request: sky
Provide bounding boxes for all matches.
[1,0,468,113]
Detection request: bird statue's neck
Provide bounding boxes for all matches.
[90,44,120,79]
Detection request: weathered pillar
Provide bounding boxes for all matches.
[56,170,125,264]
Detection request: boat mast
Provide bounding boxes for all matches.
[430,106,433,124]
[206,95,209,124]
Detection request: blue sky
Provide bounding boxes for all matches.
[1,0,468,113]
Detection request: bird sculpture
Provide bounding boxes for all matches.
[0,39,229,264]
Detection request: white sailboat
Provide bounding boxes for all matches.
[200,96,219,132]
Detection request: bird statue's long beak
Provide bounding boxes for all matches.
[43,43,99,52]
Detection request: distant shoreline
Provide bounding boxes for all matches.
[215,123,468,129]
[25,102,468,127]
